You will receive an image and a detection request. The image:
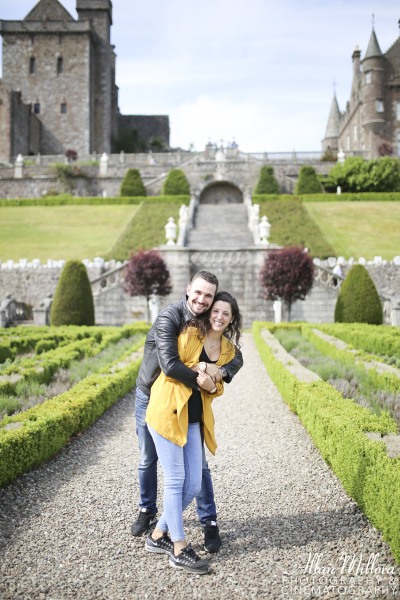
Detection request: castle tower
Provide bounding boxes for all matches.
[360,27,387,156]
[0,0,117,156]
[322,92,340,154]
[76,0,118,151]
[323,21,400,159]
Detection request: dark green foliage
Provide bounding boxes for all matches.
[323,156,400,193]
[162,169,190,195]
[50,261,95,326]
[120,169,146,197]
[254,166,280,194]
[0,343,13,363]
[334,265,383,324]
[112,128,147,153]
[295,166,322,194]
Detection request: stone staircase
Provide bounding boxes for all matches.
[186,204,254,248]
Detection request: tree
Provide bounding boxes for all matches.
[334,264,383,324]
[322,156,400,193]
[259,246,314,321]
[254,166,280,194]
[295,166,322,194]
[50,260,95,326]
[124,250,172,322]
[120,168,146,197]
[162,169,190,195]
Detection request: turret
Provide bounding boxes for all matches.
[350,46,361,103]
[76,0,112,43]
[322,92,341,153]
[361,27,386,135]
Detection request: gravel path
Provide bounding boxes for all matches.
[0,333,399,600]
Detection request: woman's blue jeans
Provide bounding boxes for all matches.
[148,423,202,541]
[135,387,217,525]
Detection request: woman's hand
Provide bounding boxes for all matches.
[204,363,222,383]
[196,371,217,392]
[191,361,207,374]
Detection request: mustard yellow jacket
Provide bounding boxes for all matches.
[146,327,236,455]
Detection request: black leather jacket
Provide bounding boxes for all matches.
[136,298,243,397]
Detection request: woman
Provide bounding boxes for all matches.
[145,291,242,575]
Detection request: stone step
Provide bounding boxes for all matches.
[187,204,254,248]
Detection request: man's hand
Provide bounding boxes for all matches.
[196,371,217,392]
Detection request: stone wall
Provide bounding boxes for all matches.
[2,32,93,156]
[1,253,399,328]
[0,157,332,198]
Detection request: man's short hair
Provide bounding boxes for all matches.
[190,270,219,291]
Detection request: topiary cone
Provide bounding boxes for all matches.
[334,264,383,324]
[50,260,95,326]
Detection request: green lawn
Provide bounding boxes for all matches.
[304,201,400,260]
[0,206,139,261]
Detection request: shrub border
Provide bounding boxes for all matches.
[253,321,400,563]
[0,325,149,487]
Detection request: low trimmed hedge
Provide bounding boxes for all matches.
[0,358,141,487]
[0,195,190,207]
[0,324,149,487]
[314,323,400,359]
[252,192,400,203]
[302,325,400,394]
[253,321,400,563]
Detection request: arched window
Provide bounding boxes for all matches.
[29,57,36,74]
[57,56,63,74]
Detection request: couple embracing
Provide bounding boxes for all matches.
[132,271,243,574]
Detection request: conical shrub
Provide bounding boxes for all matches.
[334,264,383,324]
[254,166,280,194]
[50,260,95,326]
[120,168,146,197]
[295,166,322,194]
[162,169,190,195]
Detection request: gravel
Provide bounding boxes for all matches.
[0,333,399,600]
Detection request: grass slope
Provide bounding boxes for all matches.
[0,199,398,261]
[0,205,139,261]
[258,198,335,258]
[305,201,400,260]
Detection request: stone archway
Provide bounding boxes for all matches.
[199,181,243,204]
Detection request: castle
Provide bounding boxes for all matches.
[0,0,170,161]
[322,22,400,159]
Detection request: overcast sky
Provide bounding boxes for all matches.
[1,0,400,152]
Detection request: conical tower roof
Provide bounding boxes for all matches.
[324,93,341,138]
[24,0,74,22]
[364,28,382,59]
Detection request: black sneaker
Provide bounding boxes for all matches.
[203,520,221,553]
[169,544,209,575]
[131,508,157,536]
[145,532,174,555]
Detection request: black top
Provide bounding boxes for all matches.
[188,347,217,423]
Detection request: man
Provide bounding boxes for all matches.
[132,270,243,552]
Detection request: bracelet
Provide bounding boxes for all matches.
[210,386,217,394]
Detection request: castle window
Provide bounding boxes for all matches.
[396,101,400,121]
[353,124,358,142]
[365,71,372,85]
[33,103,40,114]
[29,57,36,74]
[57,56,63,74]
[376,99,384,113]
[60,103,67,114]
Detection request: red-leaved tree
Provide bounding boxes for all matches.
[259,246,314,321]
[124,250,172,322]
